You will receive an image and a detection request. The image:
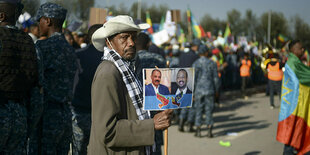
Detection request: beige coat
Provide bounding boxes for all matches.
[88,61,155,155]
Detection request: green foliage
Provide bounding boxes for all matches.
[128,2,168,23]
[108,3,130,17]
[47,0,94,20]
[22,0,40,16]
[200,14,225,35]
[227,9,243,36]
[260,11,289,46]
[24,1,310,48]
[294,15,310,49]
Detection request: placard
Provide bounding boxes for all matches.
[143,68,194,110]
[89,8,107,26]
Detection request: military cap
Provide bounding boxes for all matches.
[198,45,209,54]
[184,42,191,48]
[34,2,67,21]
[192,38,201,46]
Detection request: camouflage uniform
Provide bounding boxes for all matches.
[29,32,78,155]
[27,42,44,155]
[192,57,219,126]
[0,24,39,154]
[28,3,78,155]
[71,109,91,155]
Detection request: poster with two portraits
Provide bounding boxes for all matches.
[143,68,194,110]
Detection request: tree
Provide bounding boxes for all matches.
[49,0,94,21]
[22,0,40,16]
[200,14,225,37]
[129,2,147,21]
[260,11,289,47]
[243,9,258,41]
[226,9,243,36]
[107,3,129,16]
[294,15,310,49]
[147,4,169,23]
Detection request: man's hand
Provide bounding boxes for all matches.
[153,109,173,130]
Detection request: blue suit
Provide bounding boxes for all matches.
[145,84,170,96]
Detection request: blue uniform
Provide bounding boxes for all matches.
[0,25,40,154]
[192,57,219,126]
[28,33,78,155]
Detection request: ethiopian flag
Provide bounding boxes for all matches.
[277,52,310,155]
[146,11,153,34]
[224,23,231,39]
[278,34,288,43]
[187,9,205,39]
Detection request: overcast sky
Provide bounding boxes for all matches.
[94,0,310,25]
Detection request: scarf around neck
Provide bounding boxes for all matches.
[103,47,153,154]
[103,47,150,120]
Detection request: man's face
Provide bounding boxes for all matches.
[38,17,48,37]
[151,70,161,87]
[65,34,74,46]
[32,26,40,37]
[176,70,187,89]
[108,31,137,61]
[292,43,305,59]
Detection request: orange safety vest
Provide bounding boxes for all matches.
[240,59,251,77]
[267,62,283,81]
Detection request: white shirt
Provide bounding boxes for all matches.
[28,33,38,43]
[152,83,159,94]
[176,87,187,95]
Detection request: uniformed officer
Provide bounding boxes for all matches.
[192,45,220,138]
[0,0,40,154]
[28,2,78,154]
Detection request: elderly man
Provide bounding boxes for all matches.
[28,2,78,154]
[90,15,173,155]
[0,0,40,154]
[145,69,170,96]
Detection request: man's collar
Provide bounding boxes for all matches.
[50,32,62,38]
[152,83,159,89]
[176,87,187,95]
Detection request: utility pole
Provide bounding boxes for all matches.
[267,10,271,44]
[137,0,141,20]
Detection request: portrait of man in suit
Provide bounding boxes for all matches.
[171,69,192,95]
[145,69,170,96]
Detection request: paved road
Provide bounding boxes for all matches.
[165,92,283,155]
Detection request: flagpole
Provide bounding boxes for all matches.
[137,0,141,20]
[164,129,168,155]
[267,10,271,44]
[187,9,192,42]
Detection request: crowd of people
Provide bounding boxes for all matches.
[1,0,310,155]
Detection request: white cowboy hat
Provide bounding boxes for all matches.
[92,15,150,51]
